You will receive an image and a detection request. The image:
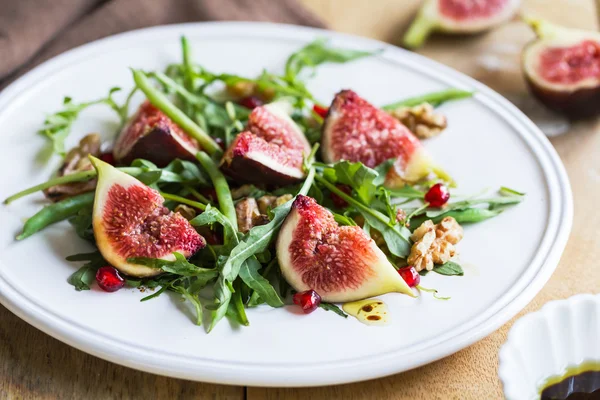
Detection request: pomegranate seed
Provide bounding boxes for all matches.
[425,183,450,207]
[238,96,263,109]
[313,104,329,118]
[293,289,321,314]
[96,266,125,292]
[99,152,115,165]
[330,184,352,208]
[398,266,420,288]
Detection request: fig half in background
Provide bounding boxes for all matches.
[221,101,311,186]
[322,90,450,188]
[90,156,206,277]
[276,195,414,302]
[403,0,521,48]
[113,101,199,167]
[522,18,600,119]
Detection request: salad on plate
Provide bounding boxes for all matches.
[4,37,524,332]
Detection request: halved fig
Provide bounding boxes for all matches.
[113,101,199,167]
[403,0,521,48]
[322,90,447,188]
[522,18,600,119]
[221,101,311,186]
[276,195,413,302]
[89,156,206,277]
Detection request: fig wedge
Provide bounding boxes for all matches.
[277,195,413,302]
[90,156,205,277]
[404,0,521,48]
[221,101,311,186]
[522,17,600,119]
[113,101,199,167]
[322,90,449,188]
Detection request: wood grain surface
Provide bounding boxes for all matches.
[1,1,598,399]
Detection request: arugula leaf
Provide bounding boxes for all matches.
[382,89,474,110]
[68,206,94,241]
[323,161,379,204]
[285,38,379,83]
[40,87,129,156]
[433,261,464,276]
[410,208,502,228]
[127,253,218,279]
[332,212,357,226]
[319,302,348,318]
[316,174,411,258]
[221,167,315,284]
[239,257,283,308]
[66,251,106,291]
[190,204,238,245]
[500,186,525,196]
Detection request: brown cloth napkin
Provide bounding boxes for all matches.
[0,0,325,88]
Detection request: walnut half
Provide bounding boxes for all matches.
[391,102,447,139]
[407,217,464,272]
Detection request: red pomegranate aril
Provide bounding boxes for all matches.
[398,266,420,288]
[99,152,115,166]
[425,183,450,207]
[330,184,352,208]
[238,96,263,110]
[293,289,322,314]
[313,104,329,118]
[96,266,125,292]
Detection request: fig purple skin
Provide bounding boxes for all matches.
[403,0,521,48]
[113,101,199,167]
[522,18,600,120]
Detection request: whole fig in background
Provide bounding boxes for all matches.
[89,156,206,277]
[221,101,311,186]
[276,195,414,302]
[322,90,450,188]
[113,101,199,167]
[522,18,600,119]
[404,0,521,48]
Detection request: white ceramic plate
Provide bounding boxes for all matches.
[0,22,572,387]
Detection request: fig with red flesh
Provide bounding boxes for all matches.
[113,101,200,167]
[522,18,600,119]
[322,90,448,188]
[89,156,206,277]
[276,195,413,303]
[221,101,311,186]
[404,0,521,48]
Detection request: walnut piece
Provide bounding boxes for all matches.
[407,217,464,272]
[391,102,447,139]
[44,133,102,202]
[236,198,261,234]
[175,204,197,221]
[236,194,294,233]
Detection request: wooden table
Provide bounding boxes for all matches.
[1,0,598,398]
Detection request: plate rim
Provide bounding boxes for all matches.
[0,21,573,387]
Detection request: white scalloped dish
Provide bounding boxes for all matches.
[499,294,600,400]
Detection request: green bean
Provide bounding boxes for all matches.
[4,170,96,204]
[382,89,474,110]
[160,192,206,211]
[195,152,237,231]
[16,192,95,240]
[132,69,222,157]
[5,167,142,204]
